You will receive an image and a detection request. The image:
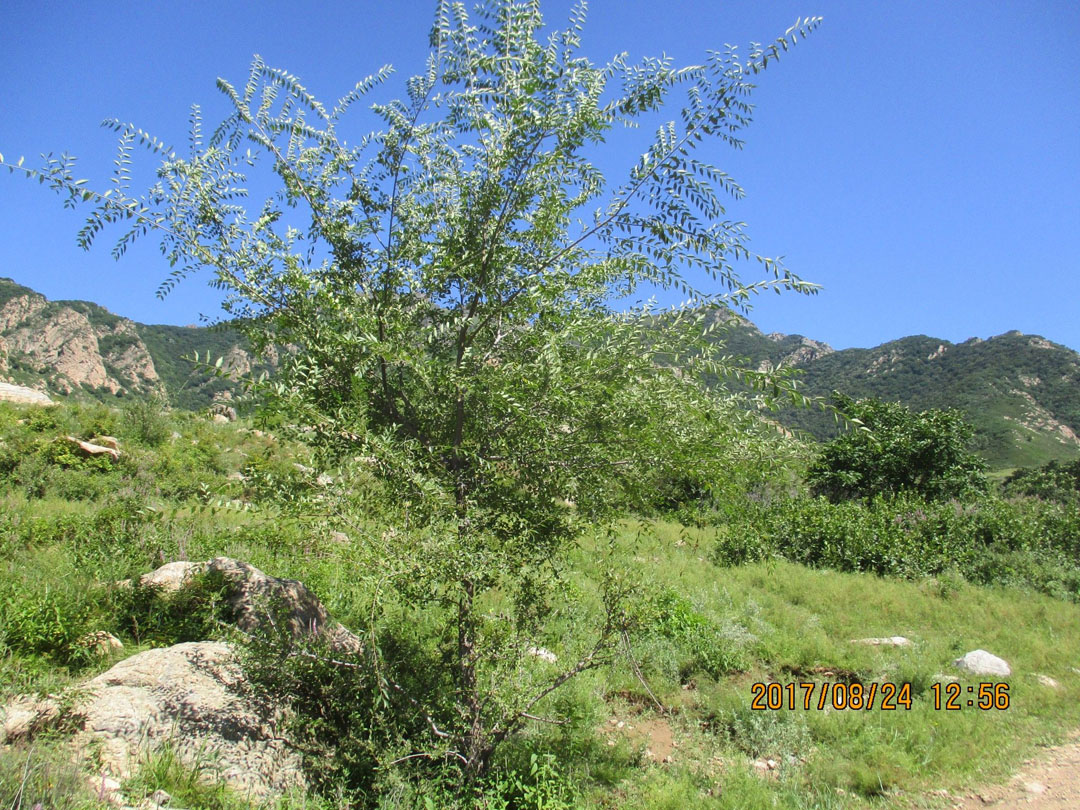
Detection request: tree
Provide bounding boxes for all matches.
[807,394,988,502]
[5,1,820,781]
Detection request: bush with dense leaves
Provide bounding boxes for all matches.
[806,395,988,502]
[1003,458,1080,504]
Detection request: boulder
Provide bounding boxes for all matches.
[210,403,238,422]
[2,642,306,798]
[136,557,362,654]
[953,649,1011,676]
[79,630,124,656]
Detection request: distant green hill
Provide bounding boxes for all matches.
[709,313,1080,470]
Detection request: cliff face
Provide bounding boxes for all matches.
[0,287,162,396]
[0,278,263,408]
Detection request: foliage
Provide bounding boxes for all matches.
[715,492,1080,599]
[806,395,988,502]
[110,570,236,648]
[122,392,172,446]
[13,0,822,780]
[1003,457,1080,504]
[635,589,750,679]
[0,738,104,810]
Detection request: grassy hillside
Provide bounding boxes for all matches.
[2,399,1079,809]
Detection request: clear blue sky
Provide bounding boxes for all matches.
[1,1,1078,351]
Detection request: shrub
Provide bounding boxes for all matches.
[807,395,988,502]
[717,493,1080,599]
[122,394,172,447]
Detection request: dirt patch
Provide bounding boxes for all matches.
[603,713,676,763]
[950,731,1080,809]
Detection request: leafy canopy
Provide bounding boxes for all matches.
[807,394,988,503]
[5,0,821,780]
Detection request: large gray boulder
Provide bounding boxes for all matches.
[2,642,305,798]
[137,557,362,654]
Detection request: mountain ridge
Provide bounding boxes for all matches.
[3,276,1078,469]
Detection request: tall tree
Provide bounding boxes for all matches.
[5,1,819,778]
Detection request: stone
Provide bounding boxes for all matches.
[953,649,1011,677]
[1023,781,1047,794]
[147,788,173,807]
[79,630,124,656]
[0,381,53,405]
[1,694,62,740]
[4,642,305,798]
[211,413,230,424]
[526,646,558,664]
[210,404,238,422]
[1036,674,1059,688]
[851,636,911,647]
[135,558,363,654]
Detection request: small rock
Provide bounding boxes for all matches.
[953,650,1011,677]
[1036,674,1059,688]
[766,759,778,770]
[851,636,911,647]
[1023,781,1047,794]
[934,673,960,683]
[752,759,769,771]
[211,413,230,424]
[328,531,350,545]
[79,630,123,656]
[227,471,247,481]
[148,789,172,806]
[526,645,557,664]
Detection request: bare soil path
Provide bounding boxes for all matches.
[951,731,1080,809]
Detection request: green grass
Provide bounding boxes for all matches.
[2,401,1079,809]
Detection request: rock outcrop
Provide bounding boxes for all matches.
[137,557,363,654]
[2,642,306,798]
[0,380,53,405]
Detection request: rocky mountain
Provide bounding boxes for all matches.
[711,314,1080,469]
[0,277,262,410]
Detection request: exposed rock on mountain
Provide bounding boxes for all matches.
[0,277,268,409]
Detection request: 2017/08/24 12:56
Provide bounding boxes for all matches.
[750,681,1010,711]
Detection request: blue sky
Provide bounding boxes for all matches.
[1,1,1078,351]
